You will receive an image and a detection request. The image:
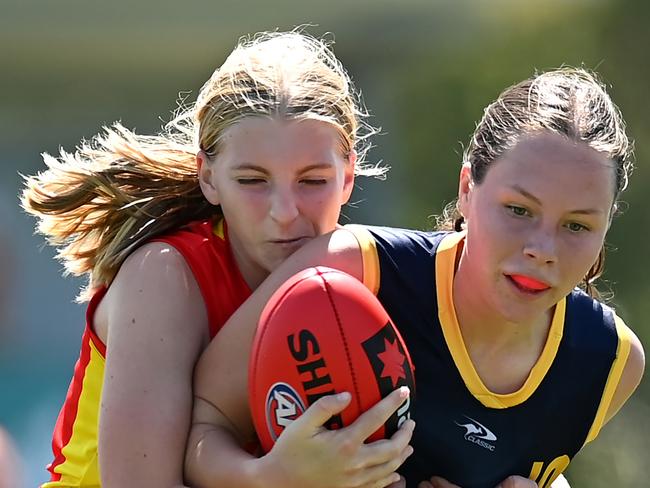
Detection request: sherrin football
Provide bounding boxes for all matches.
[249,266,415,453]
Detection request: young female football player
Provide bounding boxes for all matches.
[22,30,411,488]
[186,68,644,488]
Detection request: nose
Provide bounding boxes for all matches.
[522,227,558,265]
[268,185,299,225]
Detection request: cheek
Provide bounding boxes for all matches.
[311,201,342,228]
[302,186,343,214]
[220,191,268,228]
[561,235,604,278]
[469,212,511,254]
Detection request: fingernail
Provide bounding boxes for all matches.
[399,386,410,398]
[336,391,351,402]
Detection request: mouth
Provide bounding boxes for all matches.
[505,274,551,295]
[269,237,310,246]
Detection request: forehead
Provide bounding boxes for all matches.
[219,116,343,164]
[486,133,616,205]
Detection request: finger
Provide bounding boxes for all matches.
[291,392,352,434]
[347,386,410,442]
[372,472,401,488]
[356,470,401,488]
[387,475,407,488]
[429,476,461,488]
[418,483,434,488]
[357,419,415,467]
[352,444,414,487]
[496,476,538,488]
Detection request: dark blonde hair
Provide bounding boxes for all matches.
[22,31,384,300]
[437,68,633,297]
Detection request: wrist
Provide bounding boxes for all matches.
[250,451,290,488]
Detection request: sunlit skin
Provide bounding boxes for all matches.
[198,117,355,289]
[453,133,616,391]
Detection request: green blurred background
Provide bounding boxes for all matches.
[1,0,648,486]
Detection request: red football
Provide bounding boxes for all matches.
[249,266,415,453]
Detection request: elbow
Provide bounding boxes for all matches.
[184,424,206,488]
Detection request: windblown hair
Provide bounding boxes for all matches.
[22,31,383,300]
[437,68,633,297]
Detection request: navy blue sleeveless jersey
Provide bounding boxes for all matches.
[346,225,633,488]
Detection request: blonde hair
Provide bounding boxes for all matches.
[437,67,633,298]
[22,31,384,300]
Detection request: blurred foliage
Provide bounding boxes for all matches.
[2,0,647,485]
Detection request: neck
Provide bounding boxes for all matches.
[227,230,269,291]
[452,252,556,393]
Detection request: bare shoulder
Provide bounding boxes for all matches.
[95,241,209,350]
[605,323,645,423]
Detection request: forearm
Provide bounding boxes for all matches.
[185,423,277,488]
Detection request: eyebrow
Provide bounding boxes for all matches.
[231,163,335,175]
[509,184,606,215]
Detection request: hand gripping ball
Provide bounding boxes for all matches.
[249,266,415,452]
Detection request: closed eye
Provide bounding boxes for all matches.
[237,178,266,185]
[300,178,328,186]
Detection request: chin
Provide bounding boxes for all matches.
[491,292,542,325]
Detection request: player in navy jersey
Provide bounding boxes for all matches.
[186,68,644,488]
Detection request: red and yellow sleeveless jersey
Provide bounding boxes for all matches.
[43,218,251,487]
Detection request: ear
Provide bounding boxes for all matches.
[457,163,473,218]
[340,150,357,205]
[197,151,220,205]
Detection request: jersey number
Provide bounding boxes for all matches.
[529,455,569,488]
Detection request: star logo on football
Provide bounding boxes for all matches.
[377,337,406,387]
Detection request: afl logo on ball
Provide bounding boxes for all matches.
[265,382,307,441]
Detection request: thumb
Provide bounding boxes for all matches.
[294,392,352,433]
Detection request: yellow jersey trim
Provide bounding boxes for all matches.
[584,314,632,444]
[213,218,225,240]
[44,340,104,487]
[343,225,380,295]
[436,232,566,408]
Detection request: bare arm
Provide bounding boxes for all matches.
[185,229,415,487]
[97,243,208,487]
[191,229,364,439]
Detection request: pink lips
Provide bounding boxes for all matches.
[509,274,550,292]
